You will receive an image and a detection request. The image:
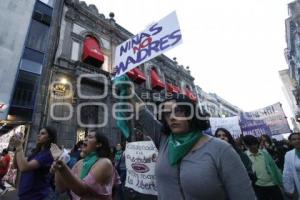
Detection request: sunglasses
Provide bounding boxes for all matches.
[162,106,186,118]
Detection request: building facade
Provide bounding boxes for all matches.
[0,0,59,139]
[283,0,300,129]
[2,0,197,149]
[195,86,241,117]
[0,0,37,127]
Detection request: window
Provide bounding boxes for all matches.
[71,41,80,61]
[80,105,99,125]
[39,0,55,8]
[26,20,49,52]
[82,36,105,68]
[11,70,39,108]
[33,1,53,25]
[20,48,44,74]
[150,68,165,90]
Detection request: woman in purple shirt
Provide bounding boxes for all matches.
[12,126,57,200]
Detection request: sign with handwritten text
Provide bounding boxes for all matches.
[125,141,158,195]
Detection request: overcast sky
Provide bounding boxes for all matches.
[85,0,294,117]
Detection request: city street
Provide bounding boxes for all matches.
[1,190,17,200]
[0,0,299,199]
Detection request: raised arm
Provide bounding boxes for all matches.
[52,159,111,199]
[129,91,165,147]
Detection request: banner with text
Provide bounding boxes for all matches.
[210,116,242,138]
[125,141,158,195]
[240,102,290,136]
[114,11,182,78]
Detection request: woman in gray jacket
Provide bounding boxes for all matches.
[132,91,256,200]
[131,92,256,200]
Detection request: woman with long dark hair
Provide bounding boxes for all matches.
[52,131,120,200]
[131,92,256,200]
[214,128,255,183]
[13,126,57,200]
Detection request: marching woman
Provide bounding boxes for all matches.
[283,132,300,199]
[214,128,255,181]
[12,126,57,200]
[51,131,120,200]
[130,91,256,200]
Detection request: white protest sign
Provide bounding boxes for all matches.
[210,116,242,138]
[0,125,25,152]
[114,11,182,78]
[125,141,158,195]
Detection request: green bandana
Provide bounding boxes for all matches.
[80,152,99,179]
[168,131,202,166]
[296,149,300,158]
[114,150,123,162]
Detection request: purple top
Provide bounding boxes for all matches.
[18,149,54,200]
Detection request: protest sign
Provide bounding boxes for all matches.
[210,116,242,138]
[114,11,182,78]
[125,141,158,195]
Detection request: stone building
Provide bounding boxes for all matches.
[15,0,198,149]
[195,86,241,117]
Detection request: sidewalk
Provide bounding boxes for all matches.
[0,182,17,200]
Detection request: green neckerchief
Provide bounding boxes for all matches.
[114,150,123,162]
[80,152,99,179]
[296,149,300,158]
[261,150,282,186]
[168,131,202,166]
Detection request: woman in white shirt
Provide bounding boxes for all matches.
[283,132,300,199]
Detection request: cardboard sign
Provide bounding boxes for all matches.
[125,141,158,195]
[114,11,182,78]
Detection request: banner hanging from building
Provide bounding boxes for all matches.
[114,11,182,78]
[239,102,290,136]
[209,116,242,138]
[125,141,158,195]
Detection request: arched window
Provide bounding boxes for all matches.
[150,67,165,90]
[166,83,181,94]
[82,36,104,68]
[184,84,197,102]
[127,67,146,84]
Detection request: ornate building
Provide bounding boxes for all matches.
[282,0,300,129]
[195,86,241,117]
[12,0,198,149]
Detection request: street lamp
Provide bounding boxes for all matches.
[60,78,68,85]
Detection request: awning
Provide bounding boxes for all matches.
[82,36,105,67]
[167,83,181,93]
[127,67,146,84]
[185,89,197,102]
[151,69,165,90]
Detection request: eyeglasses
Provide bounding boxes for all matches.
[162,106,186,118]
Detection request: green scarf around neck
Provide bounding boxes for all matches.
[80,152,99,179]
[168,131,202,166]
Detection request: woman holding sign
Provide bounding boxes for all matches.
[130,92,256,200]
[12,126,57,200]
[51,131,120,200]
